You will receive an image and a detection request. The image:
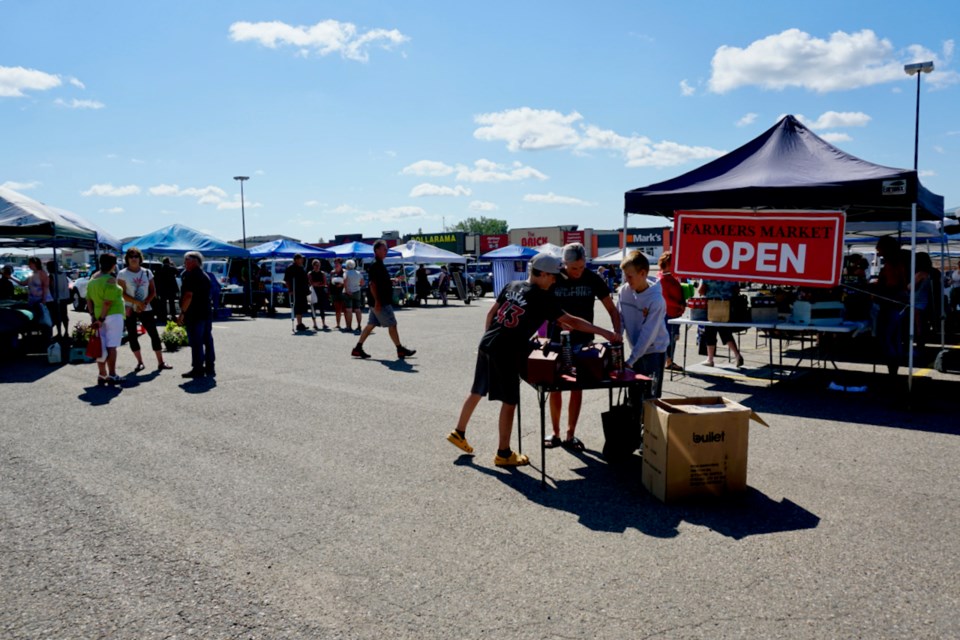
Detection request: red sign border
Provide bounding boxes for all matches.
[672,210,846,287]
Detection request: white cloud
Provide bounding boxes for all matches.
[409,183,472,197]
[1,180,41,191]
[933,145,945,154]
[819,132,853,143]
[578,125,724,168]
[0,65,61,97]
[469,200,499,212]
[216,196,262,211]
[99,207,124,215]
[356,206,432,222]
[523,192,597,207]
[304,200,322,207]
[794,111,871,129]
[473,107,724,168]
[736,113,758,127]
[81,183,141,197]
[54,98,105,109]
[680,79,696,96]
[455,159,548,183]
[149,184,228,205]
[130,158,145,164]
[708,29,957,93]
[919,169,936,177]
[229,19,409,62]
[401,160,455,177]
[68,77,85,89]
[473,108,583,151]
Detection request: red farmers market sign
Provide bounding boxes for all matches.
[672,210,845,287]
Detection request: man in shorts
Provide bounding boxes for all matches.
[351,240,416,360]
[446,253,622,467]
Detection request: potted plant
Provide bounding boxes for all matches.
[160,320,188,352]
[69,321,95,363]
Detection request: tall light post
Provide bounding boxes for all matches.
[903,61,933,392]
[233,176,251,315]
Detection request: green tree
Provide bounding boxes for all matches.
[450,216,509,234]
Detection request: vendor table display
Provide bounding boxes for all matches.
[518,367,651,487]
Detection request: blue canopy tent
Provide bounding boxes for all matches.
[249,238,334,260]
[123,224,249,258]
[481,244,540,295]
[324,240,401,261]
[624,114,947,380]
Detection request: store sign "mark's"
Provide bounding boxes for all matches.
[672,210,845,288]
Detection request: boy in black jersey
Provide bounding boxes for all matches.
[447,253,622,466]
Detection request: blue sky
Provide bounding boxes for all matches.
[2,0,958,244]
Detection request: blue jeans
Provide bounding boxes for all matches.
[633,351,666,399]
[185,318,215,372]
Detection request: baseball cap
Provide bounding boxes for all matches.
[530,252,562,274]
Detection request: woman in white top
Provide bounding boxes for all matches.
[117,247,171,373]
[342,259,365,332]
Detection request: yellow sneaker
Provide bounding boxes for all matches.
[494,451,530,467]
[447,430,474,454]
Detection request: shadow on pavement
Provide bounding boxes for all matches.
[454,451,819,540]
[0,358,61,384]
[179,377,217,393]
[78,384,122,405]
[379,359,417,373]
[730,369,960,435]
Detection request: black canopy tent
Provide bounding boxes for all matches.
[623,115,946,383]
[624,115,943,222]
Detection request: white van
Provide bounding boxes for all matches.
[205,259,230,287]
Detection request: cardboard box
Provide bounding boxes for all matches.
[707,299,731,323]
[642,396,767,502]
[573,343,608,382]
[790,301,844,326]
[525,349,559,385]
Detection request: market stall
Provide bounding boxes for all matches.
[624,115,946,383]
[480,244,539,296]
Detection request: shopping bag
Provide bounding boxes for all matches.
[38,304,52,327]
[601,401,640,462]
[85,333,103,361]
[309,288,318,305]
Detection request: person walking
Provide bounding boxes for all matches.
[351,240,415,360]
[436,265,450,306]
[342,259,365,332]
[446,253,621,466]
[86,253,125,386]
[154,257,180,323]
[284,253,310,332]
[177,251,215,378]
[118,247,172,373]
[46,260,71,337]
[308,259,330,331]
[546,243,620,451]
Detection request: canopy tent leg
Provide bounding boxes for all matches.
[934,230,949,372]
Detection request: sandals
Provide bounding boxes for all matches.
[562,436,585,452]
[494,451,530,467]
[134,363,146,373]
[446,430,474,454]
[544,435,562,448]
[665,362,683,372]
[157,362,173,371]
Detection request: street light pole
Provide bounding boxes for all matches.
[903,61,934,393]
[233,176,251,315]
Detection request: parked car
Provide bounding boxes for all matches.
[466,262,493,297]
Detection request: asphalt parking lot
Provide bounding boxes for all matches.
[2,299,958,639]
